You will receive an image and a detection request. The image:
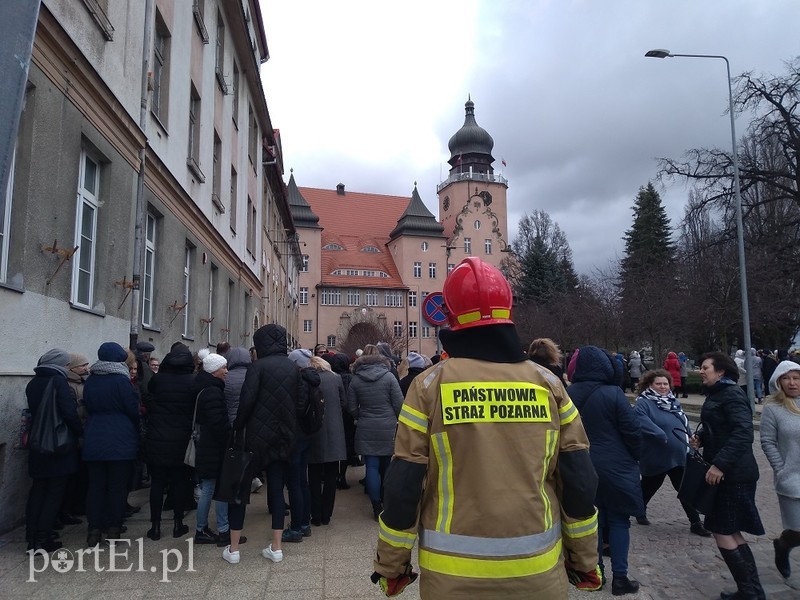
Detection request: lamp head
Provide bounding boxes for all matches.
[645,49,672,59]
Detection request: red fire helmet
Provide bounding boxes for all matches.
[442,257,513,331]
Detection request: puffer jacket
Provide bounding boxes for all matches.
[234,324,302,466]
[223,346,251,424]
[347,355,403,456]
[308,369,347,464]
[26,366,83,479]
[145,346,196,467]
[568,345,643,516]
[628,354,643,379]
[190,370,230,479]
[699,380,758,483]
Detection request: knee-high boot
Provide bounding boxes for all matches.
[774,529,800,579]
[719,545,764,600]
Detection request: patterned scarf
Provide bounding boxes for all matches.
[643,387,689,444]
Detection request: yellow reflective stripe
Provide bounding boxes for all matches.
[562,511,598,539]
[456,310,482,325]
[378,516,417,549]
[491,308,510,319]
[540,429,558,530]
[419,538,562,579]
[398,404,428,433]
[432,432,454,533]
[559,399,578,425]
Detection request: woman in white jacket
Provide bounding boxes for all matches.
[760,360,800,578]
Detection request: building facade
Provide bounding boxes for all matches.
[0,0,296,533]
[292,99,510,359]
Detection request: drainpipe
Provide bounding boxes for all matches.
[129,0,154,350]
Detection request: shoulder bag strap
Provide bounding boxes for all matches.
[191,389,205,429]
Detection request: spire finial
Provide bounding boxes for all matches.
[290,167,294,173]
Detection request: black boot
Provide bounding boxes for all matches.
[86,529,102,547]
[719,545,764,600]
[173,519,189,538]
[611,575,640,596]
[371,500,383,521]
[146,522,161,541]
[106,526,122,542]
[774,529,800,579]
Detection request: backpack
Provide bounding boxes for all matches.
[298,377,325,435]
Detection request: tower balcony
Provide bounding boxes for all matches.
[437,171,508,193]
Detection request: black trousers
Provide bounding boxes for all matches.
[148,464,193,523]
[26,476,68,541]
[86,460,134,531]
[308,461,339,523]
[641,465,701,524]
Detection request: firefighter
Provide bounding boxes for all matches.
[371,257,601,598]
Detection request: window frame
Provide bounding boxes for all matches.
[393,321,403,338]
[464,237,472,254]
[152,13,170,124]
[182,245,192,337]
[485,239,492,255]
[299,286,308,305]
[409,321,418,339]
[413,261,421,278]
[303,319,313,333]
[0,149,15,283]
[408,291,417,308]
[142,211,157,327]
[428,262,436,279]
[71,150,100,308]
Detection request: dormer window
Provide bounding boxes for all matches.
[362,246,380,253]
[323,243,344,250]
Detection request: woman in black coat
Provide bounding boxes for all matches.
[191,353,231,545]
[328,352,357,489]
[692,352,765,599]
[145,343,196,540]
[25,348,83,551]
[567,345,641,596]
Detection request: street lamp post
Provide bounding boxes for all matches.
[645,49,754,409]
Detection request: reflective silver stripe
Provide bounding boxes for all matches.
[419,522,561,557]
[422,363,445,389]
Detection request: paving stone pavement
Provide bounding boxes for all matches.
[0,428,798,598]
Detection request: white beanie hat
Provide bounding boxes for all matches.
[197,348,210,362]
[203,353,227,373]
[288,348,312,368]
[407,352,425,370]
[769,360,800,394]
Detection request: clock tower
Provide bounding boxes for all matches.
[438,98,510,272]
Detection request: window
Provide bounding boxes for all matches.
[323,243,343,250]
[365,290,378,306]
[229,166,237,231]
[409,321,418,339]
[208,264,218,344]
[246,196,255,255]
[362,245,380,253]
[464,237,471,254]
[448,263,455,274]
[347,289,360,305]
[215,11,226,91]
[484,239,492,255]
[182,245,193,337]
[422,326,431,339]
[421,241,428,251]
[300,254,308,272]
[421,291,429,301]
[385,291,403,307]
[226,279,234,340]
[428,262,437,278]
[1,150,15,283]
[474,220,481,230]
[231,63,239,126]
[320,288,341,305]
[247,104,258,167]
[192,0,209,43]
[142,211,157,326]
[326,335,336,348]
[299,286,308,305]
[413,261,421,278]
[408,291,417,307]
[303,319,313,333]
[72,151,100,307]
[393,321,403,338]
[212,131,223,211]
[187,85,204,180]
[152,12,170,123]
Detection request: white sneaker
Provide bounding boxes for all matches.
[261,544,283,563]
[250,477,263,493]
[222,545,240,564]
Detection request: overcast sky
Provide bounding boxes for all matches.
[259,1,799,274]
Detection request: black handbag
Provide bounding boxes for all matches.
[213,431,255,505]
[673,423,718,515]
[28,378,72,455]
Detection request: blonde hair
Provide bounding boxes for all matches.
[528,338,563,366]
[362,344,381,357]
[125,349,137,369]
[397,357,409,379]
[309,356,332,372]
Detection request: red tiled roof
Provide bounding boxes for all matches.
[299,187,410,289]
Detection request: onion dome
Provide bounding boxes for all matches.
[447,97,494,161]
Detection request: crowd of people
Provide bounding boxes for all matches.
[21,260,800,598]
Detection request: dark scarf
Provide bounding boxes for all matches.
[439,324,528,363]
